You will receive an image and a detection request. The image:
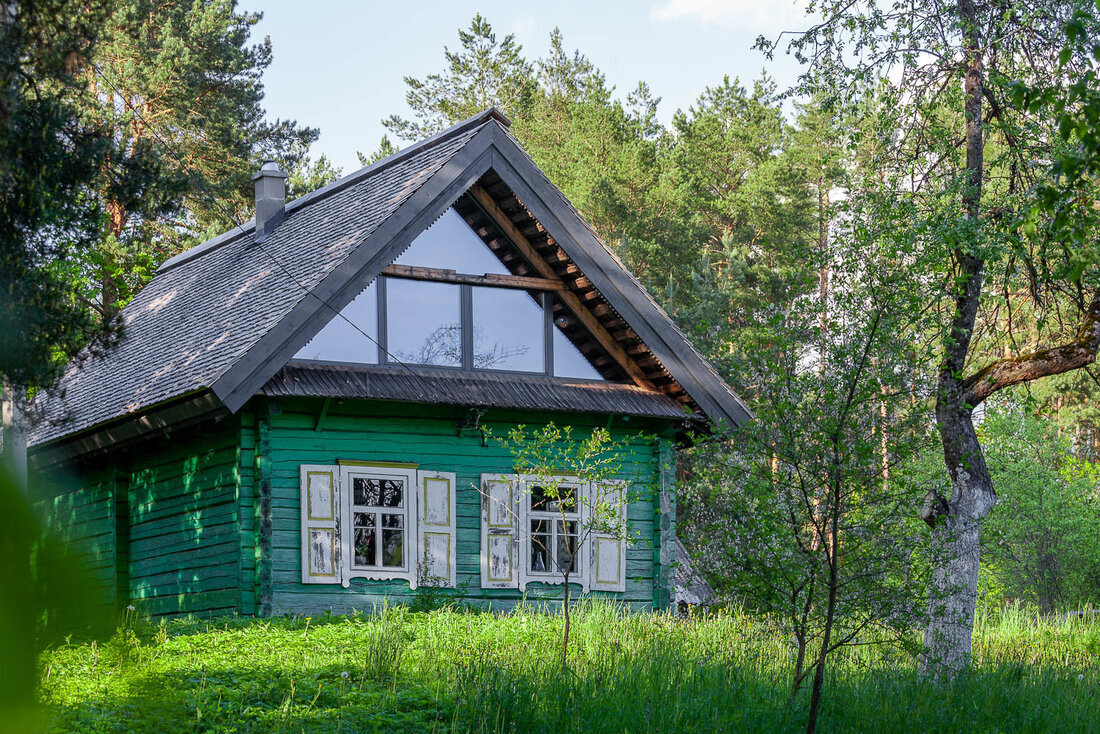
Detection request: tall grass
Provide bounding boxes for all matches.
[38,601,1100,733]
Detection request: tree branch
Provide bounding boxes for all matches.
[962,289,1100,406]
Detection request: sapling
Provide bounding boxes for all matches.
[498,423,636,668]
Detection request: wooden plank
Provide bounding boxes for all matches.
[381,263,564,291]
[239,409,258,615]
[257,412,274,616]
[658,437,674,610]
[468,184,654,390]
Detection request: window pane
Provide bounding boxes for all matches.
[530,484,576,513]
[380,479,403,508]
[386,278,462,367]
[530,519,550,573]
[557,526,578,573]
[381,514,404,568]
[354,526,377,567]
[472,287,544,372]
[551,298,603,380]
[294,282,378,364]
[394,207,511,275]
[530,485,548,511]
[353,478,381,507]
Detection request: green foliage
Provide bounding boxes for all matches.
[0,466,113,734]
[500,423,640,666]
[73,0,319,317]
[286,152,342,202]
[36,604,1100,733]
[503,422,638,549]
[977,405,1100,613]
[0,0,111,388]
[383,13,537,140]
[356,135,399,167]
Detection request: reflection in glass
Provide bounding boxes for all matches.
[294,281,378,364]
[386,279,462,367]
[556,520,579,573]
[354,478,404,508]
[530,518,550,572]
[394,208,511,275]
[353,519,376,568]
[381,514,404,568]
[551,298,603,379]
[353,478,379,506]
[530,484,576,513]
[471,287,543,371]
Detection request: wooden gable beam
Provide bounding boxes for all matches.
[468,184,654,390]
[381,263,565,291]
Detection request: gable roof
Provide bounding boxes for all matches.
[31,109,750,449]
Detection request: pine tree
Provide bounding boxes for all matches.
[383,13,536,140]
[77,0,318,317]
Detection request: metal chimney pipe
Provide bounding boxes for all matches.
[253,160,289,243]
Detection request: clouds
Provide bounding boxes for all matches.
[650,0,813,31]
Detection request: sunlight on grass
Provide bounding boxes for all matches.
[38,601,1100,733]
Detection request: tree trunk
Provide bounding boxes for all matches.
[920,0,991,677]
[805,475,841,734]
[1,377,27,490]
[922,403,996,675]
[561,570,571,669]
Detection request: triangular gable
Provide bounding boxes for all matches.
[212,115,751,428]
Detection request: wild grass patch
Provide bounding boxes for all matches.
[38,601,1100,733]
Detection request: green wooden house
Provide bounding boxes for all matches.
[29,109,749,617]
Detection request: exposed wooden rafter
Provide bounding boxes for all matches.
[467,184,654,390]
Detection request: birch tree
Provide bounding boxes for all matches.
[763,0,1100,675]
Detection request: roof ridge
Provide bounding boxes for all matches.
[157,108,510,275]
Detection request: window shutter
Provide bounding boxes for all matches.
[300,465,341,585]
[417,470,457,588]
[589,481,627,593]
[481,474,520,589]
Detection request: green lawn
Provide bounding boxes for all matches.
[37,602,1100,733]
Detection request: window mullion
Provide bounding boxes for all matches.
[543,291,553,376]
[372,510,379,567]
[377,276,388,364]
[461,284,473,371]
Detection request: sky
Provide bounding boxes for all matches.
[237,0,812,173]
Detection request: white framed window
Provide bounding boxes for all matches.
[300,463,456,589]
[526,480,582,578]
[480,474,628,594]
[345,467,414,578]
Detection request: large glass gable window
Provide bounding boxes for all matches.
[472,287,544,372]
[292,202,608,380]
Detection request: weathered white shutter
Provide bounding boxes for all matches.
[300,464,341,584]
[417,470,457,588]
[589,481,627,593]
[480,473,520,589]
